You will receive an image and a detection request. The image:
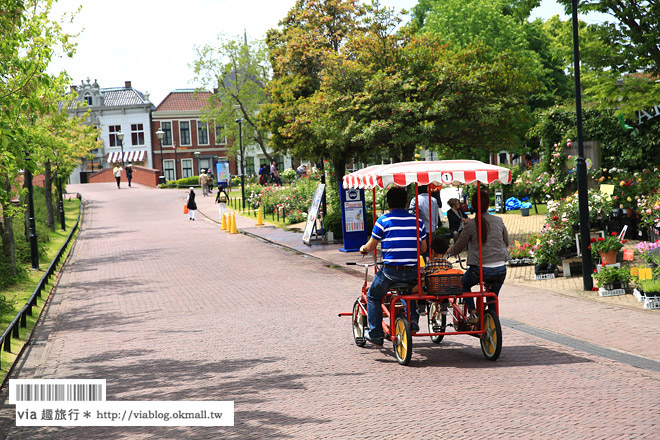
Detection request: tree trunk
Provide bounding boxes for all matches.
[1,177,17,276]
[333,156,347,201]
[45,161,54,231]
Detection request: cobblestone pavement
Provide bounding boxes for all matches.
[1,183,658,440]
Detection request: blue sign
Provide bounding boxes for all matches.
[339,186,368,252]
[216,161,231,188]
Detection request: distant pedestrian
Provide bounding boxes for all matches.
[207,169,214,194]
[296,164,308,179]
[258,164,267,186]
[113,164,123,189]
[125,164,133,187]
[215,186,229,220]
[270,161,281,186]
[199,169,209,196]
[186,187,197,221]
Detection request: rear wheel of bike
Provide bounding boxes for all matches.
[480,309,502,361]
[427,302,446,344]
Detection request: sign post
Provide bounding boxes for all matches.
[302,184,326,245]
[495,189,504,213]
[339,186,367,252]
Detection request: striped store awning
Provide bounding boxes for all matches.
[106,150,147,164]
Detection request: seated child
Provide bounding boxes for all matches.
[414,237,455,314]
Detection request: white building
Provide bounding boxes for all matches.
[68,79,155,184]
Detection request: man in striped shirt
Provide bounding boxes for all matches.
[359,186,427,347]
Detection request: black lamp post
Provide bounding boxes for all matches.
[173,141,178,180]
[58,175,66,231]
[24,152,39,270]
[235,118,245,209]
[194,151,201,174]
[156,127,165,179]
[571,0,593,291]
[117,131,125,167]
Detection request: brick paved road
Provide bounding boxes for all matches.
[1,183,658,439]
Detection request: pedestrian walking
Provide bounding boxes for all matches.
[215,186,229,220]
[207,169,214,194]
[125,163,133,187]
[270,161,281,186]
[113,164,123,189]
[199,169,209,196]
[186,187,197,221]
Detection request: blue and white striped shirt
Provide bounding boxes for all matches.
[372,209,427,266]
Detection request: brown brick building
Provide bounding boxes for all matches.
[152,89,236,181]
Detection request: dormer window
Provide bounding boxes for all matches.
[84,93,93,106]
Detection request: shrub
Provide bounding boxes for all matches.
[593,265,630,288]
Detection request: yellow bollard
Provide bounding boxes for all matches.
[256,207,264,226]
[225,213,232,233]
[221,213,227,230]
[230,212,238,234]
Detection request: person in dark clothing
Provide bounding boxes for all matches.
[186,187,197,221]
[446,197,468,243]
[125,164,133,187]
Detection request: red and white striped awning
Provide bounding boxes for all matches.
[106,150,147,164]
[342,160,511,189]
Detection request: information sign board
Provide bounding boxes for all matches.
[302,184,325,245]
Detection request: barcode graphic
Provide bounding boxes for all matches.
[9,380,106,404]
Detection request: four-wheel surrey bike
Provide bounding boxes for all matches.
[339,160,510,366]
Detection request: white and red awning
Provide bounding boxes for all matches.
[342,160,511,189]
[106,150,147,164]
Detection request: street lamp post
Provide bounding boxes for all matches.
[58,175,66,231]
[194,151,200,174]
[571,0,593,291]
[156,127,165,180]
[117,131,125,167]
[24,152,39,270]
[173,142,178,180]
[235,118,245,209]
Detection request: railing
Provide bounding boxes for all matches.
[0,193,82,369]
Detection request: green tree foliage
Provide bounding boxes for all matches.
[555,0,660,116]
[192,35,274,163]
[0,0,89,275]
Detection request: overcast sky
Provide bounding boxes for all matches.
[47,0,604,106]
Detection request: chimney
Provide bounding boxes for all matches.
[125,81,132,89]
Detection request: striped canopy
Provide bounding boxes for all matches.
[342,160,511,189]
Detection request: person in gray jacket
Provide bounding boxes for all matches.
[447,190,509,324]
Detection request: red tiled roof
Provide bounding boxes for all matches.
[155,90,213,112]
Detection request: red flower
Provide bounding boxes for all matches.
[597,237,604,242]
[553,216,559,221]
[590,238,597,243]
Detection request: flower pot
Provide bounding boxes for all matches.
[521,208,530,217]
[534,263,555,275]
[599,250,617,265]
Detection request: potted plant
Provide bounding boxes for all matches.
[639,279,660,297]
[634,241,660,268]
[593,265,631,290]
[508,241,533,265]
[590,233,625,265]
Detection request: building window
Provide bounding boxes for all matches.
[199,158,211,174]
[214,123,227,145]
[84,93,93,106]
[131,123,145,145]
[109,125,121,147]
[161,121,172,146]
[180,121,191,146]
[181,158,193,178]
[197,121,209,145]
[163,159,175,181]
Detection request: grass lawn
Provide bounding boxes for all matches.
[0,198,81,383]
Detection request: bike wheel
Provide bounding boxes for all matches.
[427,302,446,344]
[480,309,502,361]
[393,316,412,366]
[352,300,366,347]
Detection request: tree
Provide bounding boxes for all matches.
[192,34,274,164]
[0,0,79,275]
[262,0,371,190]
[555,0,660,116]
